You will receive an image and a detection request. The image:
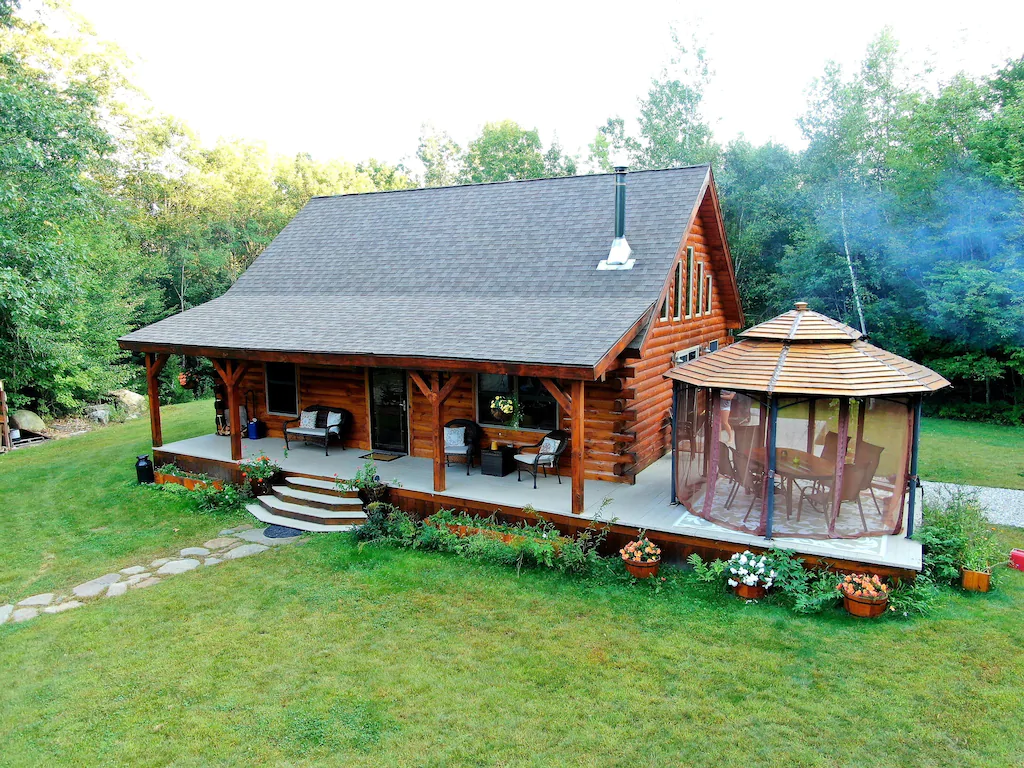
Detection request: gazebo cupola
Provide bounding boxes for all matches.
[666,302,949,541]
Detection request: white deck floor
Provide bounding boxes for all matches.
[157,434,922,570]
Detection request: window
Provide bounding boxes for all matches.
[673,260,682,320]
[705,272,713,314]
[477,374,558,430]
[695,261,705,316]
[660,296,669,321]
[265,362,298,416]
[674,345,700,366]
[686,247,696,318]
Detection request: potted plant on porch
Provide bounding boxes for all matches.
[726,550,777,600]
[620,532,661,578]
[239,453,282,496]
[351,460,390,508]
[838,573,890,617]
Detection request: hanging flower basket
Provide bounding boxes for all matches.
[178,372,197,390]
[490,395,515,424]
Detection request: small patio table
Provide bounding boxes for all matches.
[751,447,839,521]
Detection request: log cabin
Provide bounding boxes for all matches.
[119,165,924,576]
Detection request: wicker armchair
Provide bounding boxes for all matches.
[443,418,482,475]
[514,430,569,489]
[283,405,351,456]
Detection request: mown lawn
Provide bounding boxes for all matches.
[919,417,1024,490]
[0,399,246,603]
[1,403,1022,766]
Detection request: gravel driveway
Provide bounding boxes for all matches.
[921,481,1024,528]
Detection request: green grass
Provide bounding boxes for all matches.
[0,405,1022,765]
[0,399,246,603]
[920,417,1024,489]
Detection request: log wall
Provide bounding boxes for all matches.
[625,206,732,478]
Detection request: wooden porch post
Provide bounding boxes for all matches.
[409,371,464,494]
[0,380,10,452]
[571,380,585,516]
[212,359,248,461]
[145,353,168,447]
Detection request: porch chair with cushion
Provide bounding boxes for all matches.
[798,442,886,531]
[283,405,352,456]
[515,430,569,489]
[443,419,482,475]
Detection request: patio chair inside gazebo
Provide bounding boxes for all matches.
[666,302,950,541]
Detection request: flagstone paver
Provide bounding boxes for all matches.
[203,538,236,549]
[157,559,200,575]
[17,593,55,607]
[4,526,304,626]
[222,543,269,560]
[43,600,83,614]
[12,607,39,623]
[106,582,129,598]
[72,573,122,599]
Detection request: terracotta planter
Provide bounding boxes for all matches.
[842,592,889,618]
[624,557,661,579]
[734,583,767,600]
[961,568,991,593]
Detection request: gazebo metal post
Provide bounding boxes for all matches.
[906,396,923,538]
[829,398,852,537]
[670,382,679,505]
[764,395,779,539]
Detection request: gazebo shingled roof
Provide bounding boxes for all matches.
[666,302,950,397]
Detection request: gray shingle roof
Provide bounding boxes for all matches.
[122,166,710,368]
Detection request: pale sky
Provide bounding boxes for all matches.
[68,0,1024,170]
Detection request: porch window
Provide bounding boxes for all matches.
[477,374,558,431]
[265,362,298,416]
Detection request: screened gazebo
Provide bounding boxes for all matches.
[666,303,950,540]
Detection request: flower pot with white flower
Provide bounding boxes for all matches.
[620,533,661,578]
[838,573,890,617]
[726,550,776,600]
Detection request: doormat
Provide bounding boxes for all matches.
[359,452,404,462]
[263,524,302,538]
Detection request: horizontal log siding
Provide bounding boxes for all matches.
[238,363,372,450]
[627,209,731,477]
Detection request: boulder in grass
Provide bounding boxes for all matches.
[11,410,45,433]
[85,404,112,424]
[109,389,146,416]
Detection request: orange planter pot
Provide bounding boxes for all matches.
[734,583,767,600]
[961,569,991,592]
[624,558,661,579]
[843,593,888,618]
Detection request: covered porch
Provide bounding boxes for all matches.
[154,432,923,573]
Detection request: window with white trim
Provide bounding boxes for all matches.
[685,246,694,318]
[695,261,705,317]
[704,272,713,315]
[673,260,682,321]
[660,296,669,321]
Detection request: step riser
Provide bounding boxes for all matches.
[284,478,359,499]
[247,503,353,533]
[258,499,365,527]
[271,488,363,512]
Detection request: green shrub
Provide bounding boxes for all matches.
[915,490,1003,583]
[190,482,252,515]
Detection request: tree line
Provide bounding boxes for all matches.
[2,3,1022,423]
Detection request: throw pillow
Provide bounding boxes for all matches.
[444,426,466,448]
[299,410,316,428]
[326,411,343,428]
[540,437,560,455]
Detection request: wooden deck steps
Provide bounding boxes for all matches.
[246,475,366,531]
[245,503,356,533]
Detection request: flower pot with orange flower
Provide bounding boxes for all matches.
[239,453,282,496]
[838,573,890,617]
[726,550,777,599]
[620,533,661,578]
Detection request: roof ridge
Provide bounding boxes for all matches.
[309,164,711,200]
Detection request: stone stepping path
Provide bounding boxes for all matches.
[1,524,306,628]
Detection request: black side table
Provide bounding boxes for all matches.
[481,445,517,477]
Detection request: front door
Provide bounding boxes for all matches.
[369,369,408,453]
